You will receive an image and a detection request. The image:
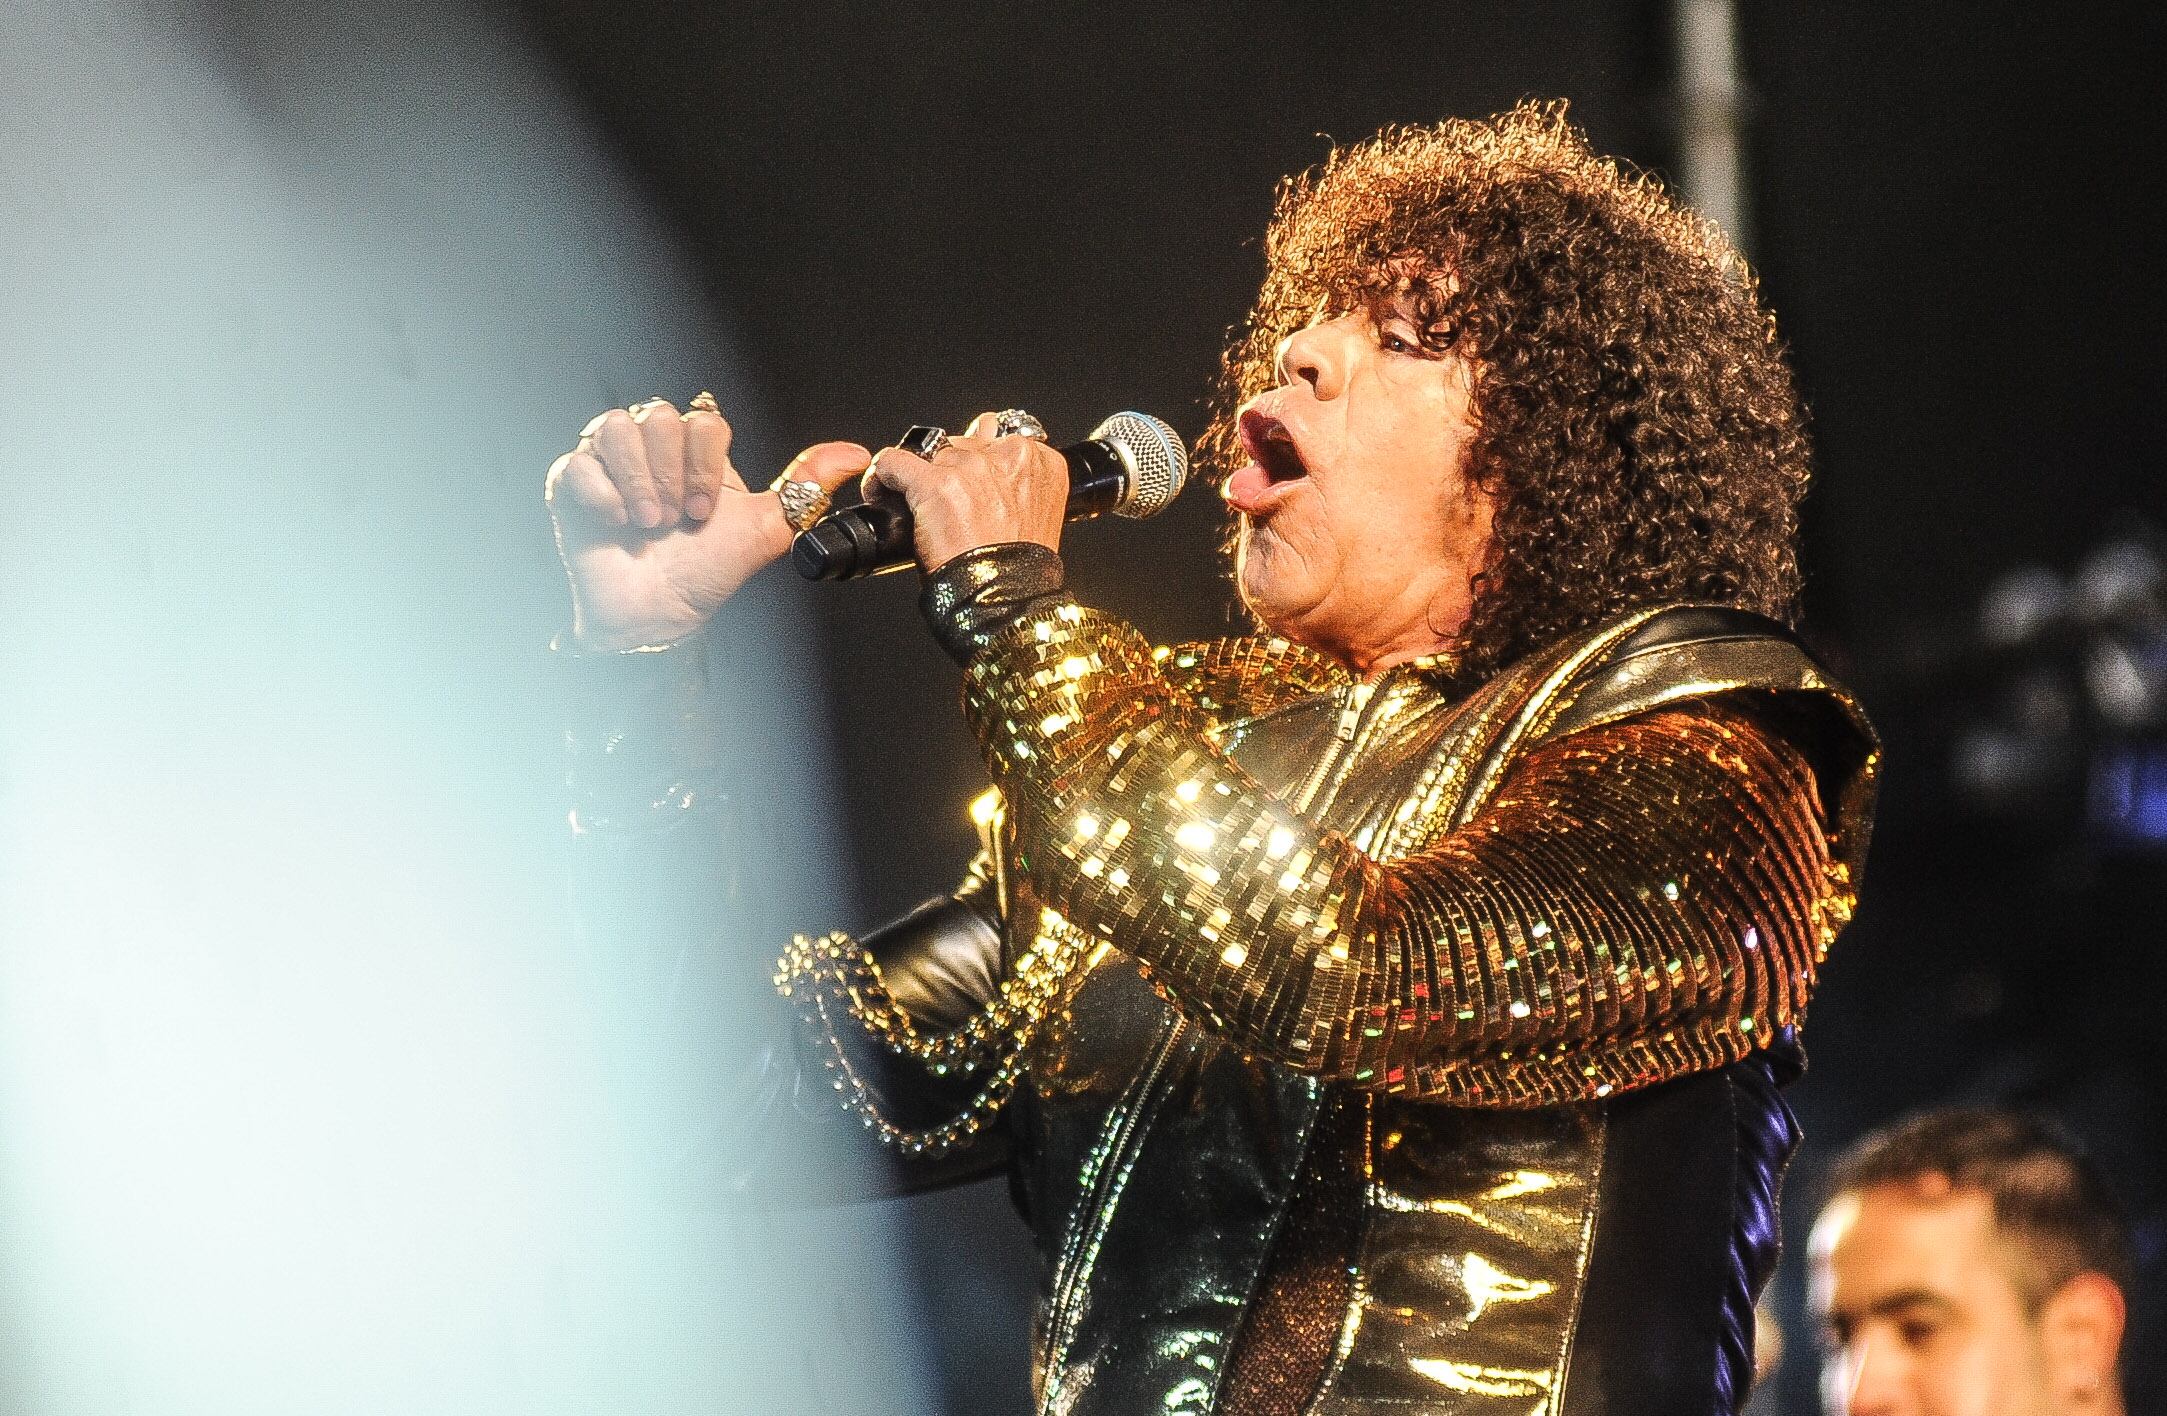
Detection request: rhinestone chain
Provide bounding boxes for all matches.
[773,916,1093,1157]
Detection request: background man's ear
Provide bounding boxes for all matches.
[2039,1271,2125,1405]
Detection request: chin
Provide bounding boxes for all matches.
[1234,536,1318,640]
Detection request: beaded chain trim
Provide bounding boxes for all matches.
[772,911,1093,1157]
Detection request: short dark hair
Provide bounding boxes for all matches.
[1827,1107,2134,1309]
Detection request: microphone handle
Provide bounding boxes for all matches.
[791,439,1129,581]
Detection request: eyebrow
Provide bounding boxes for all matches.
[1825,1289,1957,1327]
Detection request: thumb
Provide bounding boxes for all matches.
[777,441,874,493]
[747,441,874,551]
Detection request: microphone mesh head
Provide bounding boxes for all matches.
[1090,411,1188,519]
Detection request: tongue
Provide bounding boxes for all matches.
[1221,462,1280,514]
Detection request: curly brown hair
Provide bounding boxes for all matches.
[1207,101,1810,686]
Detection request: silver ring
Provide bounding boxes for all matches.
[895,424,950,460]
[771,476,832,532]
[993,408,1048,441]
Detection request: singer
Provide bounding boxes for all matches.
[548,103,1878,1415]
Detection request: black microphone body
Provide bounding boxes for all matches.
[792,413,1185,581]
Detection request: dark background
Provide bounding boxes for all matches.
[512,3,2164,1409]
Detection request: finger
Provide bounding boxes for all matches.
[777,440,874,492]
[933,440,1000,490]
[863,445,931,504]
[963,411,1003,439]
[994,431,1065,479]
[545,448,628,528]
[585,409,663,529]
[630,399,686,522]
[681,405,740,517]
[748,442,875,547]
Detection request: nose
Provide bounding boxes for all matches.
[1272,313,1356,400]
[1833,1341,1906,1416]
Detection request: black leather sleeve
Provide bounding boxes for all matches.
[746,874,1020,1203]
[919,541,1068,666]
[557,628,1015,1207]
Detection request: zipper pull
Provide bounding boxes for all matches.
[1335,681,1374,741]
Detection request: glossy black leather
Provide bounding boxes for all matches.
[1560,1040,1802,1413]
[567,602,1871,1412]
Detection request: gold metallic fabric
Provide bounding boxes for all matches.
[959,600,1862,1108]
[1309,1102,1605,1412]
[769,601,1876,1414]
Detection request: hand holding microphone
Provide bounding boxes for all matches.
[793,410,1188,580]
[547,396,1187,649]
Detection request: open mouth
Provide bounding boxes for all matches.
[1239,410,1309,484]
[1224,409,1312,517]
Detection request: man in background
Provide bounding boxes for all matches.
[1809,1108,2131,1415]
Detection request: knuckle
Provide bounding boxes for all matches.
[938,445,987,475]
[547,453,612,509]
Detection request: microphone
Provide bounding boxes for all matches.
[791,411,1189,581]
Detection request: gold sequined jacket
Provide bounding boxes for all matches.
[563,586,1877,1416]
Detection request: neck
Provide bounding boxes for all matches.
[1252,576,1476,681]
[1276,625,1460,684]
[1350,642,1454,682]
[1324,610,1466,681]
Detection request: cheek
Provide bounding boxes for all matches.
[1921,1320,2040,1412]
[1331,475,1448,575]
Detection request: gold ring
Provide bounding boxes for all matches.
[688,390,721,416]
[771,475,832,532]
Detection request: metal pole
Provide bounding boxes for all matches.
[1672,0,1751,253]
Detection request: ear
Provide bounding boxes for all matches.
[2039,1271,2125,1404]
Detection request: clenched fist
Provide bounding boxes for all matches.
[545,397,868,650]
[860,410,1070,572]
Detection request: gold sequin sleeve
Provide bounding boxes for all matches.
[961,601,1854,1104]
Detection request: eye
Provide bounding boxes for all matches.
[1379,328,1419,355]
[1897,1318,1940,1348]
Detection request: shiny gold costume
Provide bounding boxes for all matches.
[758,590,1877,1415]
[958,601,1867,1104]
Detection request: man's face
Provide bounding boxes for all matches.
[1809,1183,2057,1416]
[1224,284,1494,674]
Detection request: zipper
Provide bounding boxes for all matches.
[1041,1015,1188,1411]
[1294,678,1380,816]
[1335,678,1376,740]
